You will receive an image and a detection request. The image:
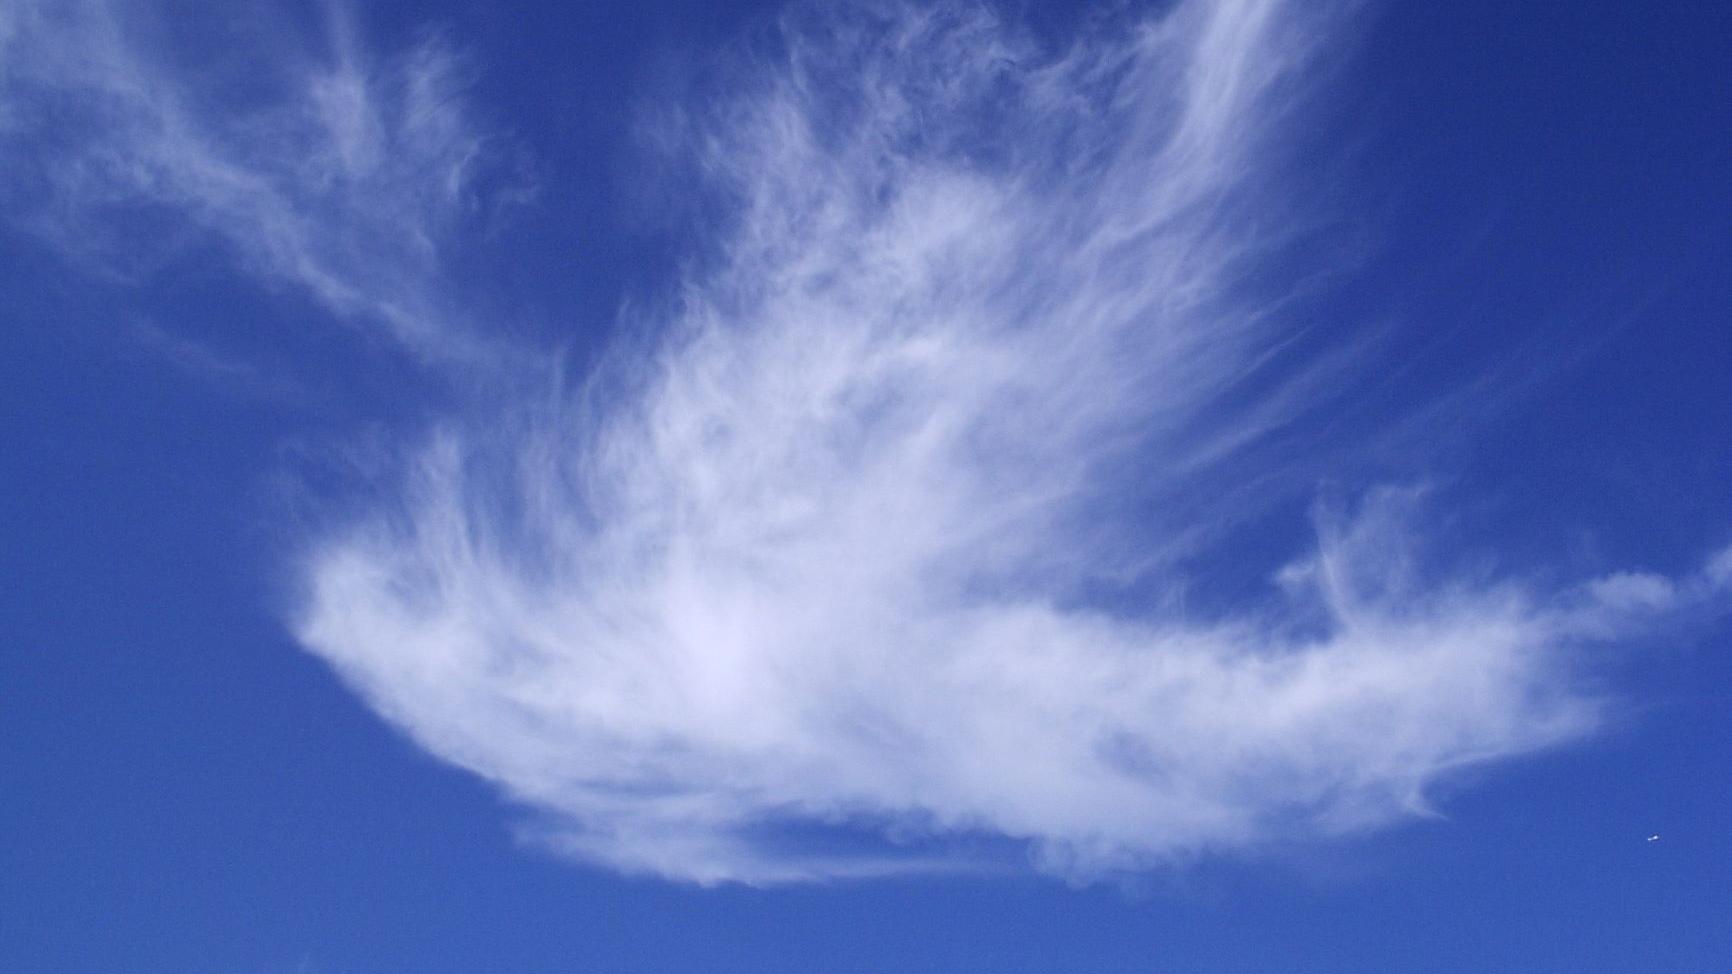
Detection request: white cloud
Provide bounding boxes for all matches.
[0,0,522,362]
[15,0,1718,886]
[1705,545,1732,589]
[283,0,1732,885]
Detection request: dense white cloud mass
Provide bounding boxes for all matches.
[286,0,1731,883]
[0,0,519,360]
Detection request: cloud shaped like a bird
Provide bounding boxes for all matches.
[291,0,1722,883]
[6,0,1726,885]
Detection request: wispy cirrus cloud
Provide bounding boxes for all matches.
[8,0,1723,886]
[0,0,524,362]
[287,0,1729,883]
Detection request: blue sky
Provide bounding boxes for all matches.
[3,0,1730,970]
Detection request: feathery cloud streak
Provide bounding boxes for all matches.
[0,0,519,361]
[290,0,1730,884]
